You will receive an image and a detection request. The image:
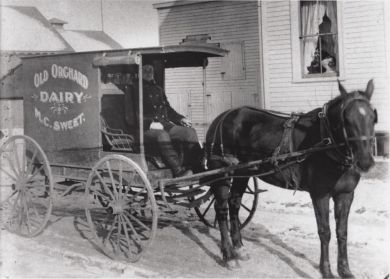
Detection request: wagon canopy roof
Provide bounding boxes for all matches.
[23,43,228,69]
[135,43,229,68]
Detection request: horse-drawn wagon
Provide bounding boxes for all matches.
[0,43,260,262]
[0,41,378,278]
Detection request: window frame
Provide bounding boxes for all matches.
[290,0,345,83]
[220,41,246,80]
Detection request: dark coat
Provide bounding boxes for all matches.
[126,80,184,131]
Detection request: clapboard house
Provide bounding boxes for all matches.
[154,0,389,154]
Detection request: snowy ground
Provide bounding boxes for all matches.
[1,161,389,278]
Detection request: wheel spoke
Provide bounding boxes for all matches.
[106,161,118,198]
[13,142,23,177]
[22,198,32,234]
[94,170,115,200]
[1,189,18,205]
[3,152,20,179]
[0,165,18,181]
[118,161,123,199]
[104,215,118,245]
[122,214,141,244]
[124,211,151,232]
[124,171,136,196]
[1,136,53,237]
[116,215,122,249]
[27,165,45,184]
[90,189,111,204]
[25,149,38,177]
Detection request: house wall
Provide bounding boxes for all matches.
[261,0,389,131]
[156,1,261,140]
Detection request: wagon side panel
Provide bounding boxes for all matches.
[22,53,101,153]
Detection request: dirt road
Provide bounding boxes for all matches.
[1,168,389,278]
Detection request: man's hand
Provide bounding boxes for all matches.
[181,118,192,127]
[150,121,164,130]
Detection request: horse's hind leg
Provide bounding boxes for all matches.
[229,177,250,260]
[333,192,355,278]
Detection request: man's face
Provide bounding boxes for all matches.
[142,65,154,82]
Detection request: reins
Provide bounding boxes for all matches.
[208,95,375,174]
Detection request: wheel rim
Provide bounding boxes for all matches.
[85,155,157,262]
[194,177,259,229]
[0,135,53,237]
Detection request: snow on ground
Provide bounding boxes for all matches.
[0,161,389,278]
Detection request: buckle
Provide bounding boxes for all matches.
[318,111,325,118]
[323,138,332,145]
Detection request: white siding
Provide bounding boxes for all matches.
[262,0,389,130]
[156,1,260,140]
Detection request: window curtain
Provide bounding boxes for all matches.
[300,1,338,74]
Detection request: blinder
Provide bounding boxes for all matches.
[319,94,377,165]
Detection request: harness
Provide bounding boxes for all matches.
[271,114,301,190]
[208,107,305,191]
[207,96,376,189]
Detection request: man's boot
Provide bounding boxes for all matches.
[160,142,192,177]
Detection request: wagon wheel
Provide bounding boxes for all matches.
[85,155,158,262]
[0,135,53,237]
[194,177,259,229]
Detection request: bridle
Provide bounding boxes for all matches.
[319,93,377,166]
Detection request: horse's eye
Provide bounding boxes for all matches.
[373,109,378,123]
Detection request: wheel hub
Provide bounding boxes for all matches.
[110,198,128,214]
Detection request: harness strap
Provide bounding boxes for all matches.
[272,114,301,190]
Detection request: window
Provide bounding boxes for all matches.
[291,1,344,82]
[220,41,246,80]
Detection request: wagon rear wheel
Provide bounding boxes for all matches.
[194,177,259,229]
[0,135,53,237]
[85,155,157,262]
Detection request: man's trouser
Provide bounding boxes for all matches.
[144,126,202,174]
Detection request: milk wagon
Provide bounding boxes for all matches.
[0,43,261,262]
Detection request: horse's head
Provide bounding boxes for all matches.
[325,80,377,172]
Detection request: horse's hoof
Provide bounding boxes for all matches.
[338,269,355,278]
[321,269,336,278]
[322,272,336,279]
[235,246,250,261]
[225,259,241,270]
[338,264,355,278]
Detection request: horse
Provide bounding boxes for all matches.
[205,80,377,278]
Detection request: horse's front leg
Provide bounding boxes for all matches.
[333,192,355,278]
[311,194,335,278]
[229,177,250,260]
[212,181,237,264]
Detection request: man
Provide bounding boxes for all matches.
[130,64,202,177]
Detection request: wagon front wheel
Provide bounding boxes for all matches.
[194,177,259,229]
[85,155,157,262]
[0,135,53,237]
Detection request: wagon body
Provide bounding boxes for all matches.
[1,43,264,262]
[21,44,227,179]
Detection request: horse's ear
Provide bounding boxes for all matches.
[338,79,348,97]
[364,79,374,100]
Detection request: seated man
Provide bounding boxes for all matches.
[130,64,202,177]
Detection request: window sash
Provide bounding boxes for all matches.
[290,1,345,82]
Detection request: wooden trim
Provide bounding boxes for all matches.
[290,1,345,83]
[260,1,271,109]
[257,0,265,109]
[153,0,217,10]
